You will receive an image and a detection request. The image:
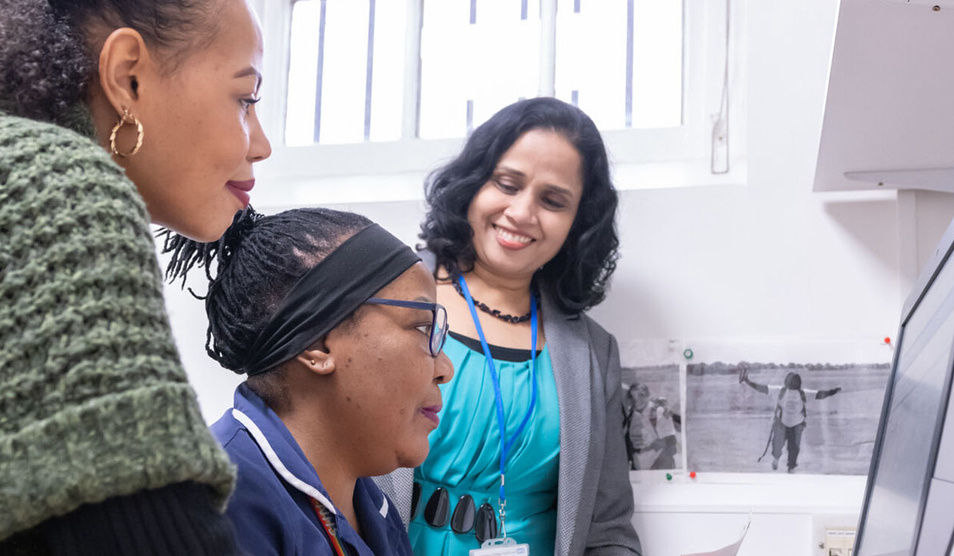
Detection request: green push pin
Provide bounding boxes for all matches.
[666,473,672,481]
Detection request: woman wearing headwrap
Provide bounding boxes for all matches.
[164,207,454,556]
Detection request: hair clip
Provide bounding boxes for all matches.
[423,487,450,528]
[474,503,498,544]
[451,494,476,533]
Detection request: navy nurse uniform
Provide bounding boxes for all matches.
[211,383,413,556]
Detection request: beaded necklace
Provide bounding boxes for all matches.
[451,279,535,324]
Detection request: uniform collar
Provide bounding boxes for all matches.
[231,383,340,514]
[230,385,407,555]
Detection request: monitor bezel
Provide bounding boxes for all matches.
[854,218,954,556]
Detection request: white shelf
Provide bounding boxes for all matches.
[632,474,866,515]
[814,0,954,193]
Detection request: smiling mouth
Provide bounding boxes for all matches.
[493,224,533,245]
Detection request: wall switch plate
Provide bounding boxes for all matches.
[813,515,858,555]
[823,528,856,556]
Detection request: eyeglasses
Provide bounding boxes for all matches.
[364,298,449,357]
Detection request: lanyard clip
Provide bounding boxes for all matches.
[499,499,508,539]
[498,474,508,539]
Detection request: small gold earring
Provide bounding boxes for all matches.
[109,108,144,158]
[309,359,316,366]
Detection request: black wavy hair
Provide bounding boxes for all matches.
[0,0,220,131]
[160,208,372,408]
[419,97,620,314]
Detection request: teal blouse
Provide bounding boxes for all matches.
[409,333,561,555]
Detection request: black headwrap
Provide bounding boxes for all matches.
[240,224,421,376]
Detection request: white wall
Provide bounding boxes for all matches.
[159,0,954,554]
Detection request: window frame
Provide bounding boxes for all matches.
[252,0,745,203]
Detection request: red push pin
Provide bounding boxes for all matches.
[690,471,697,479]
[884,337,891,345]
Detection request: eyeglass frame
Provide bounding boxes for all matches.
[364,297,449,357]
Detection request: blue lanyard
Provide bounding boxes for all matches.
[457,275,538,512]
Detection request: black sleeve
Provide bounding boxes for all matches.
[43,481,244,556]
[815,387,842,400]
[0,527,54,556]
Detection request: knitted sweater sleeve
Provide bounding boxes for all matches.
[0,114,235,540]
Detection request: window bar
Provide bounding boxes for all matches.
[711,0,730,174]
[404,0,423,140]
[571,90,579,107]
[364,0,376,140]
[680,0,687,125]
[466,99,474,133]
[470,0,477,24]
[521,0,528,20]
[538,0,556,97]
[313,0,328,144]
[574,0,580,13]
[625,0,634,128]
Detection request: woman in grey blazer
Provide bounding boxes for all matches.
[380,98,641,556]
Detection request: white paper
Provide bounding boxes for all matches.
[681,520,750,556]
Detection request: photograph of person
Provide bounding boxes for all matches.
[686,360,889,475]
[376,97,641,556]
[163,207,453,556]
[0,0,270,552]
[739,365,841,473]
[646,396,681,470]
[623,383,652,471]
[621,365,683,472]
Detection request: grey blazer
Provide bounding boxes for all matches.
[377,268,642,556]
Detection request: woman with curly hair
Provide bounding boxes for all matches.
[382,97,642,556]
[0,0,270,553]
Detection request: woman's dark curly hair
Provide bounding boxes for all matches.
[420,97,620,314]
[160,207,372,408]
[0,0,220,132]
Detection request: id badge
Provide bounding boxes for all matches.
[469,537,530,556]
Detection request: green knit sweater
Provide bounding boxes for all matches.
[0,113,235,540]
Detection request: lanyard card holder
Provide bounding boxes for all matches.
[470,537,530,556]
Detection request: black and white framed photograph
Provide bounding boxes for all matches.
[685,359,891,475]
[621,364,684,471]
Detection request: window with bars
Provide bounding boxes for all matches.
[250,0,737,198]
[554,0,683,131]
[283,0,685,147]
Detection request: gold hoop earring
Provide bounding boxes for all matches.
[109,109,144,158]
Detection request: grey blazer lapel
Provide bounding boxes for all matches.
[543,293,592,556]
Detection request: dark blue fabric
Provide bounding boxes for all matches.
[211,384,413,556]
